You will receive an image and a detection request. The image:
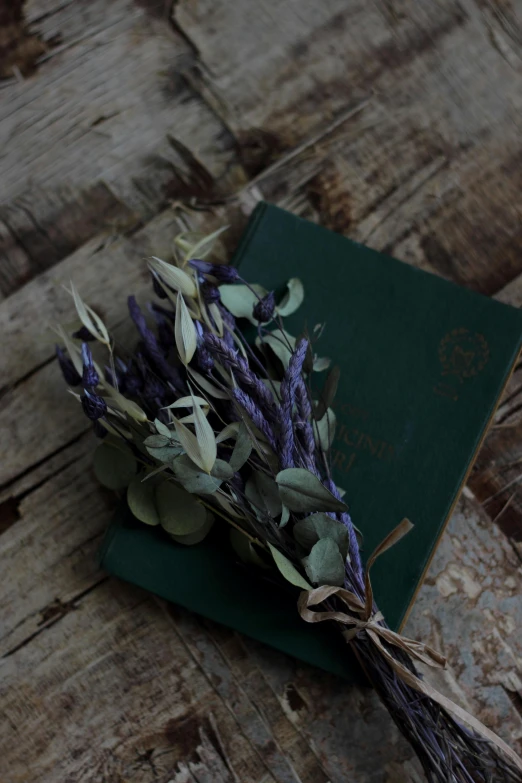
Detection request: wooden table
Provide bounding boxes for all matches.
[1,1,522,780]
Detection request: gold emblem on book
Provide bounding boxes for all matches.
[434,328,490,400]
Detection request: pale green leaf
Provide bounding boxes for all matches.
[211,459,235,480]
[54,324,83,376]
[303,538,345,586]
[259,329,296,369]
[154,418,172,438]
[163,395,209,411]
[169,511,214,545]
[69,282,110,344]
[143,434,169,448]
[219,283,268,324]
[146,443,184,462]
[177,225,228,262]
[293,513,349,559]
[175,292,198,365]
[127,474,160,526]
[216,422,240,443]
[93,443,137,489]
[229,423,252,471]
[276,468,347,513]
[148,256,197,298]
[155,481,207,535]
[191,390,217,472]
[245,471,282,519]
[280,505,290,528]
[230,529,269,569]
[267,543,312,590]
[313,408,337,451]
[188,367,230,399]
[106,386,148,422]
[276,278,304,317]
[171,454,222,494]
[314,366,340,420]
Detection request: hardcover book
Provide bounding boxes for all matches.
[99,202,522,678]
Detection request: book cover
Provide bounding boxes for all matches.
[99,202,522,674]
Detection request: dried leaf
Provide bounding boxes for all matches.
[179,225,229,262]
[219,283,268,324]
[106,386,148,422]
[171,455,222,494]
[93,443,137,490]
[276,468,347,513]
[127,474,160,526]
[314,408,337,451]
[69,283,110,345]
[170,511,214,545]
[188,367,230,400]
[313,356,331,372]
[191,389,217,472]
[163,395,209,411]
[267,543,312,590]
[148,256,197,298]
[155,480,207,535]
[209,302,224,336]
[259,328,296,369]
[229,423,252,471]
[314,366,340,420]
[175,291,197,366]
[303,538,345,586]
[230,529,269,568]
[293,513,349,559]
[154,418,172,438]
[216,422,241,443]
[276,278,304,317]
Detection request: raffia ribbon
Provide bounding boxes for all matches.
[298,519,522,773]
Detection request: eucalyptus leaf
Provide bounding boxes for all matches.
[314,408,337,451]
[172,414,215,474]
[146,444,184,462]
[93,443,137,490]
[216,422,241,443]
[276,277,304,317]
[303,538,345,586]
[229,528,269,569]
[313,356,331,372]
[170,511,214,545]
[127,474,160,526]
[267,543,312,590]
[144,434,169,448]
[229,423,252,471]
[188,367,230,400]
[293,513,349,559]
[219,283,268,324]
[191,390,217,471]
[245,471,282,519]
[155,480,207,535]
[211,459,235,480]
[259,329,296,370]
[172,455,222,494]
[314,365,340,420]
[276,468,347,513]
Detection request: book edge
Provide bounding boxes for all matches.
[398,340,522,632]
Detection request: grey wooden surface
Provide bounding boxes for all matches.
[1,1,522,780]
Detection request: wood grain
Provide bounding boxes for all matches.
[1,0,522,779]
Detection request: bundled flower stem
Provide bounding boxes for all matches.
[55,231,522,782]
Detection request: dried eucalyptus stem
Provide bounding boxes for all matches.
[54,228,522,783]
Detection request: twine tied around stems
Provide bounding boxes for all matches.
[298,519,522,773]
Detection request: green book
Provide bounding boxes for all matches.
[100,202,522,678]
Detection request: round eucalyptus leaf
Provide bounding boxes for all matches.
[303,538,345,586]
[172,454,222,494]
[127,474,160,526]
[169,511,214,545]
[276,468,347,513]
[293,512,349,558]
[155,480,207,535]
[93,443,137,490]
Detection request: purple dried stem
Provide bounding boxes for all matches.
[295,377,317,472]
[204,332,277,418]
[279,338,308,469]
[128,295,185,393]
[232,387,278,451]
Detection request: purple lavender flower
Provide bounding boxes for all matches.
[232,387,277,450]
[196,345,214,373]
[55,345,81,386]
[279,339,309,469]
[128,295,185,393]
[189,259,239,283]
[253,291,275,323]
[72,325,95,341]
[81,343,99,388]
[201,281,221,304]
[81,389,107,420]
